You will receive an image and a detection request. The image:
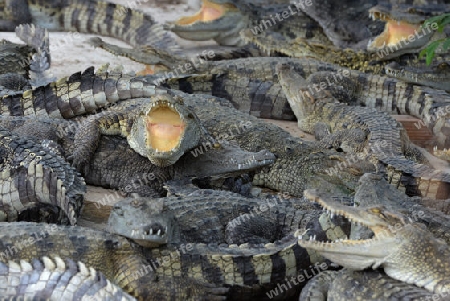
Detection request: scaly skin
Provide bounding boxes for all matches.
[0,0,180,52]
[277,64,450,199]
[0,222,229,301]
[0,256,136,300]
[352,173,450,245]
[0,126,85,225]
[160,57,450,147]
[107,190,349,300]
[0,24,54,94]
[385,61,450,92]
[0,65,162,118]
[298,189,450,295]
[299,269,436,301]
[164,0,328,47]
[240,29,382,73]
[0,113,275,197]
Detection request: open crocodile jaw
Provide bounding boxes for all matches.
[367,10,432,59]
[297,189,402,270]
[128,95,198,167]
[168,0,241,41]
[146,104,186,153]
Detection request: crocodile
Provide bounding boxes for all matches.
[0,113,275,199]
[0,256,136,300]
[106,91,364,198]
[299,269,438,301]
[385,60,450,92]
[367,2,450,60]
[298,189,450,295]
[75,41,450,148]
[0,222,229,300]
[0,64,360,197]
[106,188,348,300]
[0,24,55,95]
[71,93,215,170]
[177,59,450,147]
[276,63,450,199]
[280,170,450,301]
[164,0,330,47]
[0,0,180,53]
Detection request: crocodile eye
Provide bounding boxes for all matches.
[174,96,184,105]
[438,62,450,70]
[187,113,195,119]
[371,208,380,214]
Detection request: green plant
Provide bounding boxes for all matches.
[419,13,450,65]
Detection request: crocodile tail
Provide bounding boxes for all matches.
[0,66,160,119]
[15,24,56,87]
[30,0,181,53]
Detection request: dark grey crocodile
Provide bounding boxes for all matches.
[276,63,450,199]
[0,222,229,301]
[385,60,450,92]
[0,113,275,199]
[106,188,348,300]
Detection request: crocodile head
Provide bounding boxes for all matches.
[367,4,442,59]
[108,198,178,248]
[385,61,450,92]
[276,63,343,122]
[177,141,275,179]
[128,94,203,167]
[165,0,248,46]
[298,189,450,294]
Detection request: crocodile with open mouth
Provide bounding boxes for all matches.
[0,222,229,300]
[106,188,347,300]
[164,0,330,47]
[238,2,450,72]
[298,189,450,296]
[71,93,214,171]
[367,2,449,60]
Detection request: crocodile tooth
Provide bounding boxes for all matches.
[157,229,161,236]
[330,212,334,219]
[149,228,154,235]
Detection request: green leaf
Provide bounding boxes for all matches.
[443,39,450,51]
[424,40,442,65]
[437,16,450,32]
